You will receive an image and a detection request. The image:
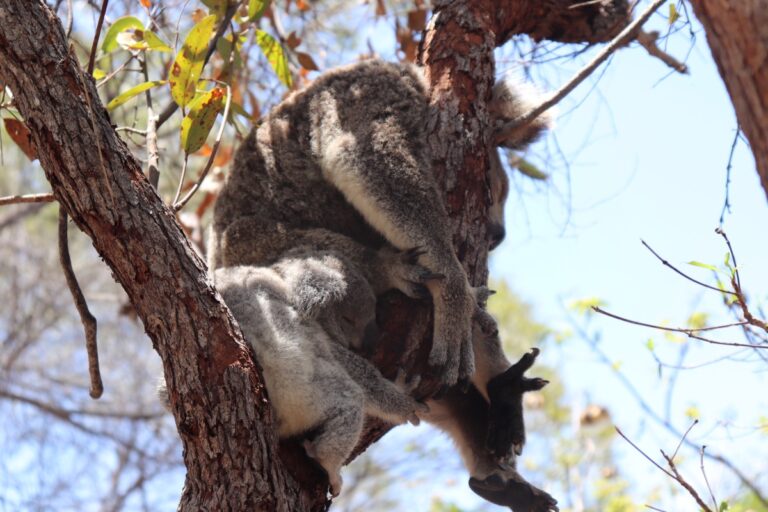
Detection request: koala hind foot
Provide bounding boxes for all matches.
[469,472,558,512]
[486,348,548,461]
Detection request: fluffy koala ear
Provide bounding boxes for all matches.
[489,78,554,150]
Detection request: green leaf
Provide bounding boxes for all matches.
[201,0,229,17]
[645,338,655,351]
[102,16,145,53]
[142,30,173,52]
[568,297,606,315]
[686,312,708,330]
[687,260,718,272]
[180,87,227,153]
[515,157,549,180]
[92,68,106,80]
[256,30,292,88]
[107,80,167,111]
[668,3,680,25]
[170,15,218,108]
[719,501,729,511]
[249,0,270,21]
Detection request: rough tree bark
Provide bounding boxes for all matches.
[689,1,768,202]
[0,0,628,509]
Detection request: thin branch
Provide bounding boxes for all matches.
[641,239,737,296]
[58,207,103,399]
[500,0,666,135]
[172,153,189,206]
[636,30,688,74]
[719,125,740,225]
[140,54,160,189]
[660,449,712,512]
[97,55,136,89]
[65,0,73,38]
[115,126,147,136]
[700,446,718,511]
[615,426,675,478]
[173,82,232,211]
[0,192,55,206]
[87,0,109,75]
[671,419,697,460]
[592,306,765,349]
[715,227,740,289]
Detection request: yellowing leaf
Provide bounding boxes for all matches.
[668,3,680,25]
[568,297,606,315]
[180,87,227,153]
[107,80,167,111]
[249,0,270,20]
[102,16,145,53]
[92,68,106,79]
[170,15,217,108]
[140,0,151,6]
[256,30,292,88]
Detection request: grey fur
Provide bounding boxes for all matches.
[214,260,427,497]
[211,60,475,385]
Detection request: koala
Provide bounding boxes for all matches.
[208,59,555,505]
[214,260,428,497]
[210,60,479,386]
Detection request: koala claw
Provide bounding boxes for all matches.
[468,473,559,512]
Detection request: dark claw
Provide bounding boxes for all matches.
[457,378,471,393]
[421,271,446,281]
[403,246,427,262]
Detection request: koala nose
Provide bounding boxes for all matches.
[488,224,506,250]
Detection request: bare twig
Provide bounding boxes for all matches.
[0,193,55,206]
[96,55,136,89]
[115,126,147,136]
[140,54,160,188]
[156,3,238,128]
[58,208,103,399]
[500,0,666,136]
[87,0,110,75]
[715,227,740,288]
[173,82,232,211]
[719,125,740,225]
[700,446,718,511]
[671,419,697,460]
[615,427,675,478]
[172,153,189,206]
[641,239,737,296]
[592,306,765,349]
[617,425,712,512]
[636,30,688,74]
[660,449,712,511]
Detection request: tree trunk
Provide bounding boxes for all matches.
[0,0,628,509]
[690,0,768,201]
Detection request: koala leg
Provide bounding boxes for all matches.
[303,401,364,497]
[330,343,428,425]
[425,387,558,512]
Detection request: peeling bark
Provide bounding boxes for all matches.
[690,0,768,201]
[0,2,321,510]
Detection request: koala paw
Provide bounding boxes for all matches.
[469,472,558,512]
[379,246,443,299]
[429,279,475,386]
[303,440,344,497]
[486,348,548,460]
[393,369,429,425]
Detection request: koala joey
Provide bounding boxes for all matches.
[211,59,480,386]
[212,259,428,497]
